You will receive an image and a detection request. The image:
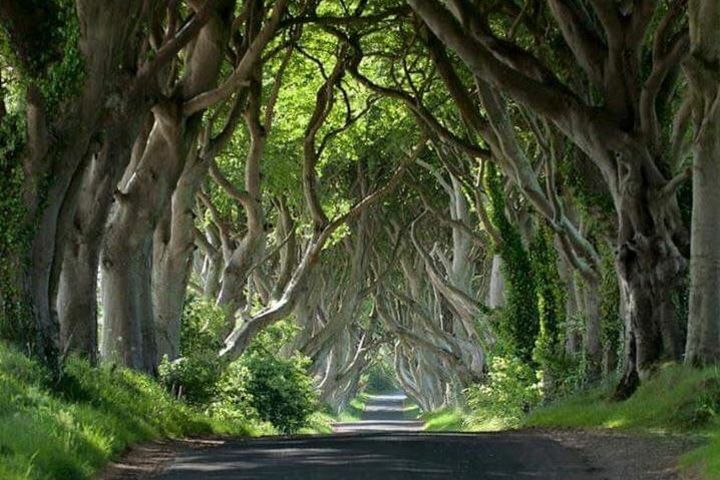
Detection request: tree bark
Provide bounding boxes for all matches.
[685,0,720,366]
[487,254,505,308]
[5,0,145,369]
[152,154,207,361]
[58,106,147,362]
[101,10,232,373]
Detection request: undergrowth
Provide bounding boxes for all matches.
[422,364,720,479]
[0,342,257,480]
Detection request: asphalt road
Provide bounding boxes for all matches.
[151,393,604,479]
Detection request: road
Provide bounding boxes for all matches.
[150,392,606,479]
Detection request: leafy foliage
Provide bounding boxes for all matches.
[242,352,317,434]
[159,297,225,405]
[160,297,318,434]
[464,356,541,429]
[363,359,397,393]
[529,227,585,399]
[486,163,539,364]
[599,244,622,375]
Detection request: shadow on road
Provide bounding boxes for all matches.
[153,431,599,479]
[151,393,600,479]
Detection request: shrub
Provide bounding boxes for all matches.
[242,352,317,434]
[465,356,541,429]
[159,355,221,406]
[211,352,318,434]
[159,297,224,405]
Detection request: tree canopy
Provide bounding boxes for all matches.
[0,0,719,411]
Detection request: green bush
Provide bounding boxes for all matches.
[217,319,318,433]
[210,359,258,425]
[159,297,225,405]
[159,355,221,406]
[211,352,317,434]
[465,356,541,429]
[159,299,319,434]
[242,352,317,434]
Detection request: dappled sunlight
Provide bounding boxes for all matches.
[155,433,597,480]
[1,0,719,478]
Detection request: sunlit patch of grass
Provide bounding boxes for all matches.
[465,416,514,432]
[0,342,255,480]
[334,396,367,423]
[681,431,720,479]
[421,408,464,431]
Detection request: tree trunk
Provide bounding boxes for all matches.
[8,0,145,369]
[582,277,602,382]
[153,156,207,361]
[685,0,720,366]
[58,110,146,361]
[487,254,505,308]
[101,238,154,370]
[101,12,231,373]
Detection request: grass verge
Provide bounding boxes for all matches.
[525,364,720,479]
[0,342,258,480]
[421,407,465,431]
[335,396,367,423]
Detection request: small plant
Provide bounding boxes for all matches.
[673,376,720,429]
[159,355,222,405]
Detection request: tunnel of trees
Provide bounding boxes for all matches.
[1,0,719,417]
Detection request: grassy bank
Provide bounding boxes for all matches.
[420,365,719,478]
[525,364,720,479]
[0,343,260,480]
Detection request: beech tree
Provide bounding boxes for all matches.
[685,0,720,365]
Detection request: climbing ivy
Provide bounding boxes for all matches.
[599,243,622,375]
[530,226,569,396]
[486,163,539,365]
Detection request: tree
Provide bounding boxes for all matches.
[685,0,720,365]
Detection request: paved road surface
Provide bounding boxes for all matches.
[151,393,605,479]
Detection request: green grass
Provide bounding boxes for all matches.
[335,396,366,422]
[299,411,335,434]
[421,406,513,432]
[421,407,465,431]
[403,403,420,419]
[525,364,720,479]
[0,342,256,480]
